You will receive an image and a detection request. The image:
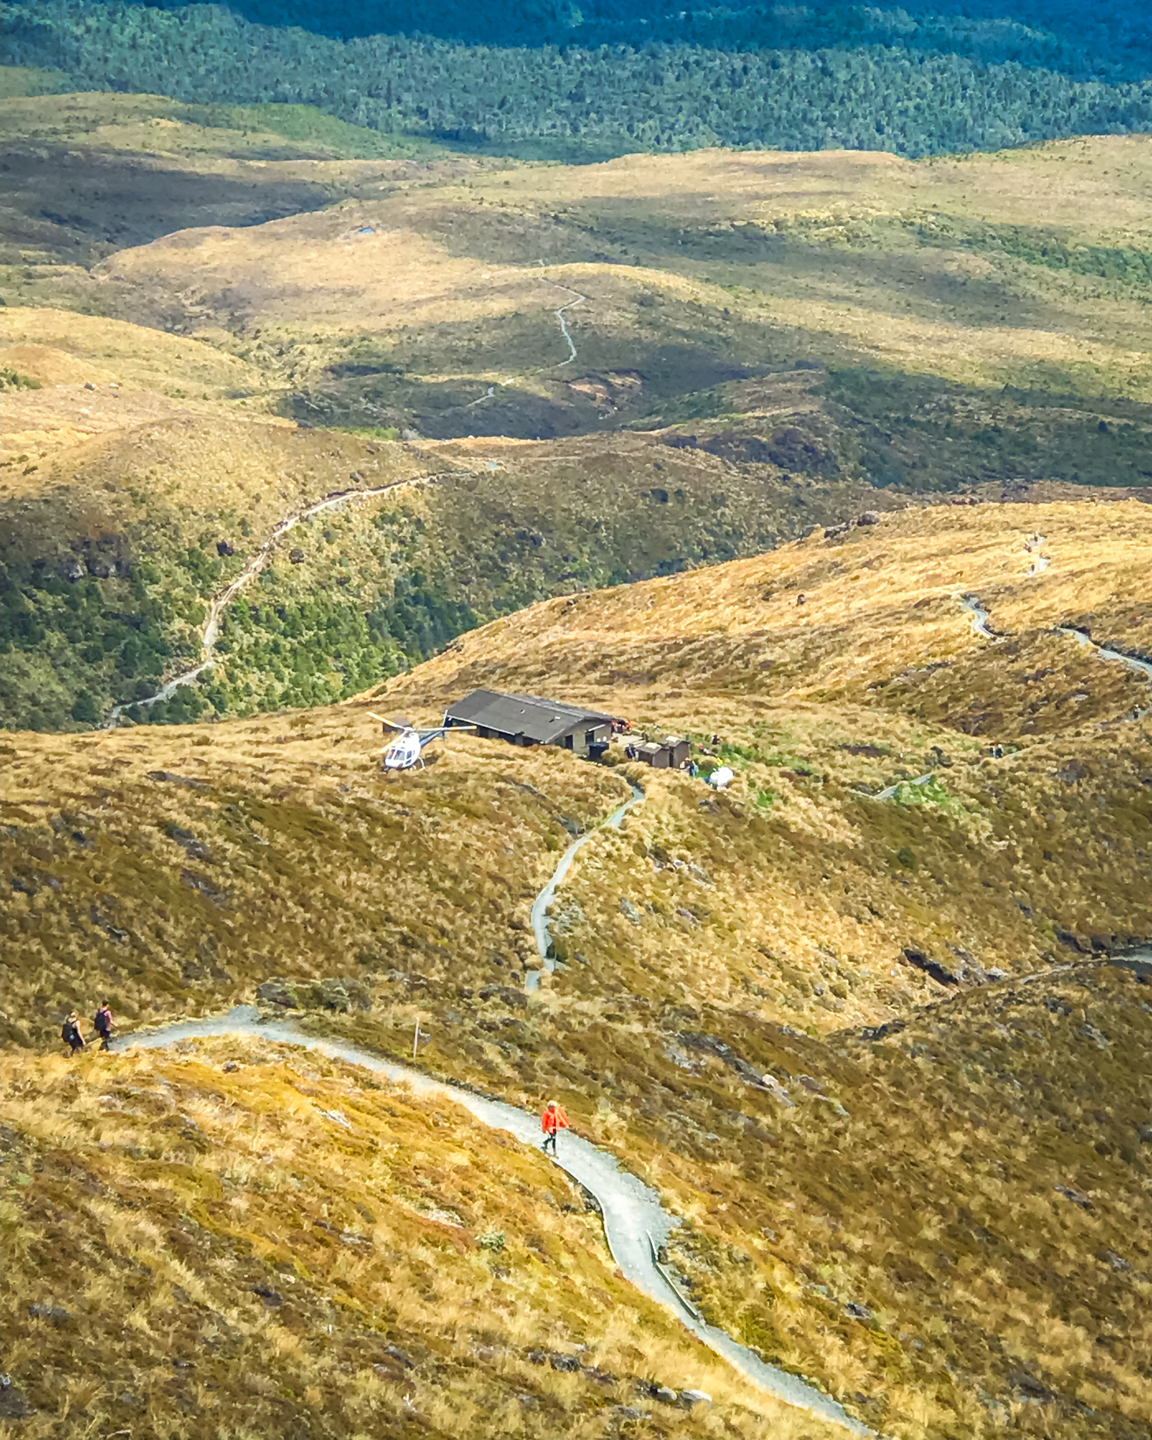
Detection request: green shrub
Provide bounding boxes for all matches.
[70,689,99,724]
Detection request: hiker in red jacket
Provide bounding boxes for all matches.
[541,1100,570,1156]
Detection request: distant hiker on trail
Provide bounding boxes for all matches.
[93,1003,114,1051]
[62,1012,85,1054]
[541,1101,570,1156]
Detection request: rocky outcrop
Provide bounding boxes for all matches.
[902,947,958,986]
[255,976,371,1012]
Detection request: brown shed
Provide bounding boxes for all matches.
[633,736,691,768]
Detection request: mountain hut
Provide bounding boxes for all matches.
[443,689,617,757]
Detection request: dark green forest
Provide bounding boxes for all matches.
[6,0,1150,159]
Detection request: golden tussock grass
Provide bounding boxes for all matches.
[0,704,628,1051]
[371,499,1151,1025]
[1,306,261,396]
[1,1036,839,1438]
[3,498,1150,1437]
[54,133,1152,403]
[387,498,1152,709]
[0,306,271,476]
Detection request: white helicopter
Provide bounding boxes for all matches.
[370,713,473,771]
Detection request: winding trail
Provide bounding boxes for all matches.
[106,470,465,724]
[1058,627,1152,701]
[867,566,1149,800]
[957,593,996,641]
[527,781,645,992]
[112,267,590,719]
[955,590,1152,718]
[99,513,1141,1429]
[538,275,587,368]
[462,273,588,409]
[117,1008,867,1434]
[955,533,1150,703]
[114,776,868,1434]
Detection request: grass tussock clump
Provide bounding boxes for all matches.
[0,1037,832,1439]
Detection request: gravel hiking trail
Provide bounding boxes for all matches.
[463,272,589,411]
[106,469,467,724]
[116,1007,868,1434]
[527,780,645,992]
[105,764,1149,1433]
[876,585,1152,802]
[112,270,584,719]
[957,586,1152,717]
[1058,627,1152,712]
[957,592,997,640]
[538,274,587,367]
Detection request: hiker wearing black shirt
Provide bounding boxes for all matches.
[62,1012,86,1054]
[93,1003,114,1051]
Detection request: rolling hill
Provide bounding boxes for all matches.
[3,496,1149,1438]
[3,20,1152,1440]
[3,82,1150,733]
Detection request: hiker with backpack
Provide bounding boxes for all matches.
[62,1012,86,1054]
[93,1003,114,1051]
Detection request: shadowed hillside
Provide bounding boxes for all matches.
[0,389,901,729]
[0,87,485,269]
[4,113,1151,732]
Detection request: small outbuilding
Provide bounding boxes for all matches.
[630,736,691,769]
[443,689,617,757]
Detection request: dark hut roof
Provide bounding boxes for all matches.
[444,689,616,745]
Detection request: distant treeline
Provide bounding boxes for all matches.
[5,0,1151,159]
[25,0,1152,81]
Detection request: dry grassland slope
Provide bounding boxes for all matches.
[4,114,1151,733]
[1,336,899,730]
[2,498,1150,1439]
[68,134,1152,418]
[383,498,1152,711]
[369,497,1151,1024]
[0,713,624,1050]
[0,85,489,271]
[1,1037,829,1439]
